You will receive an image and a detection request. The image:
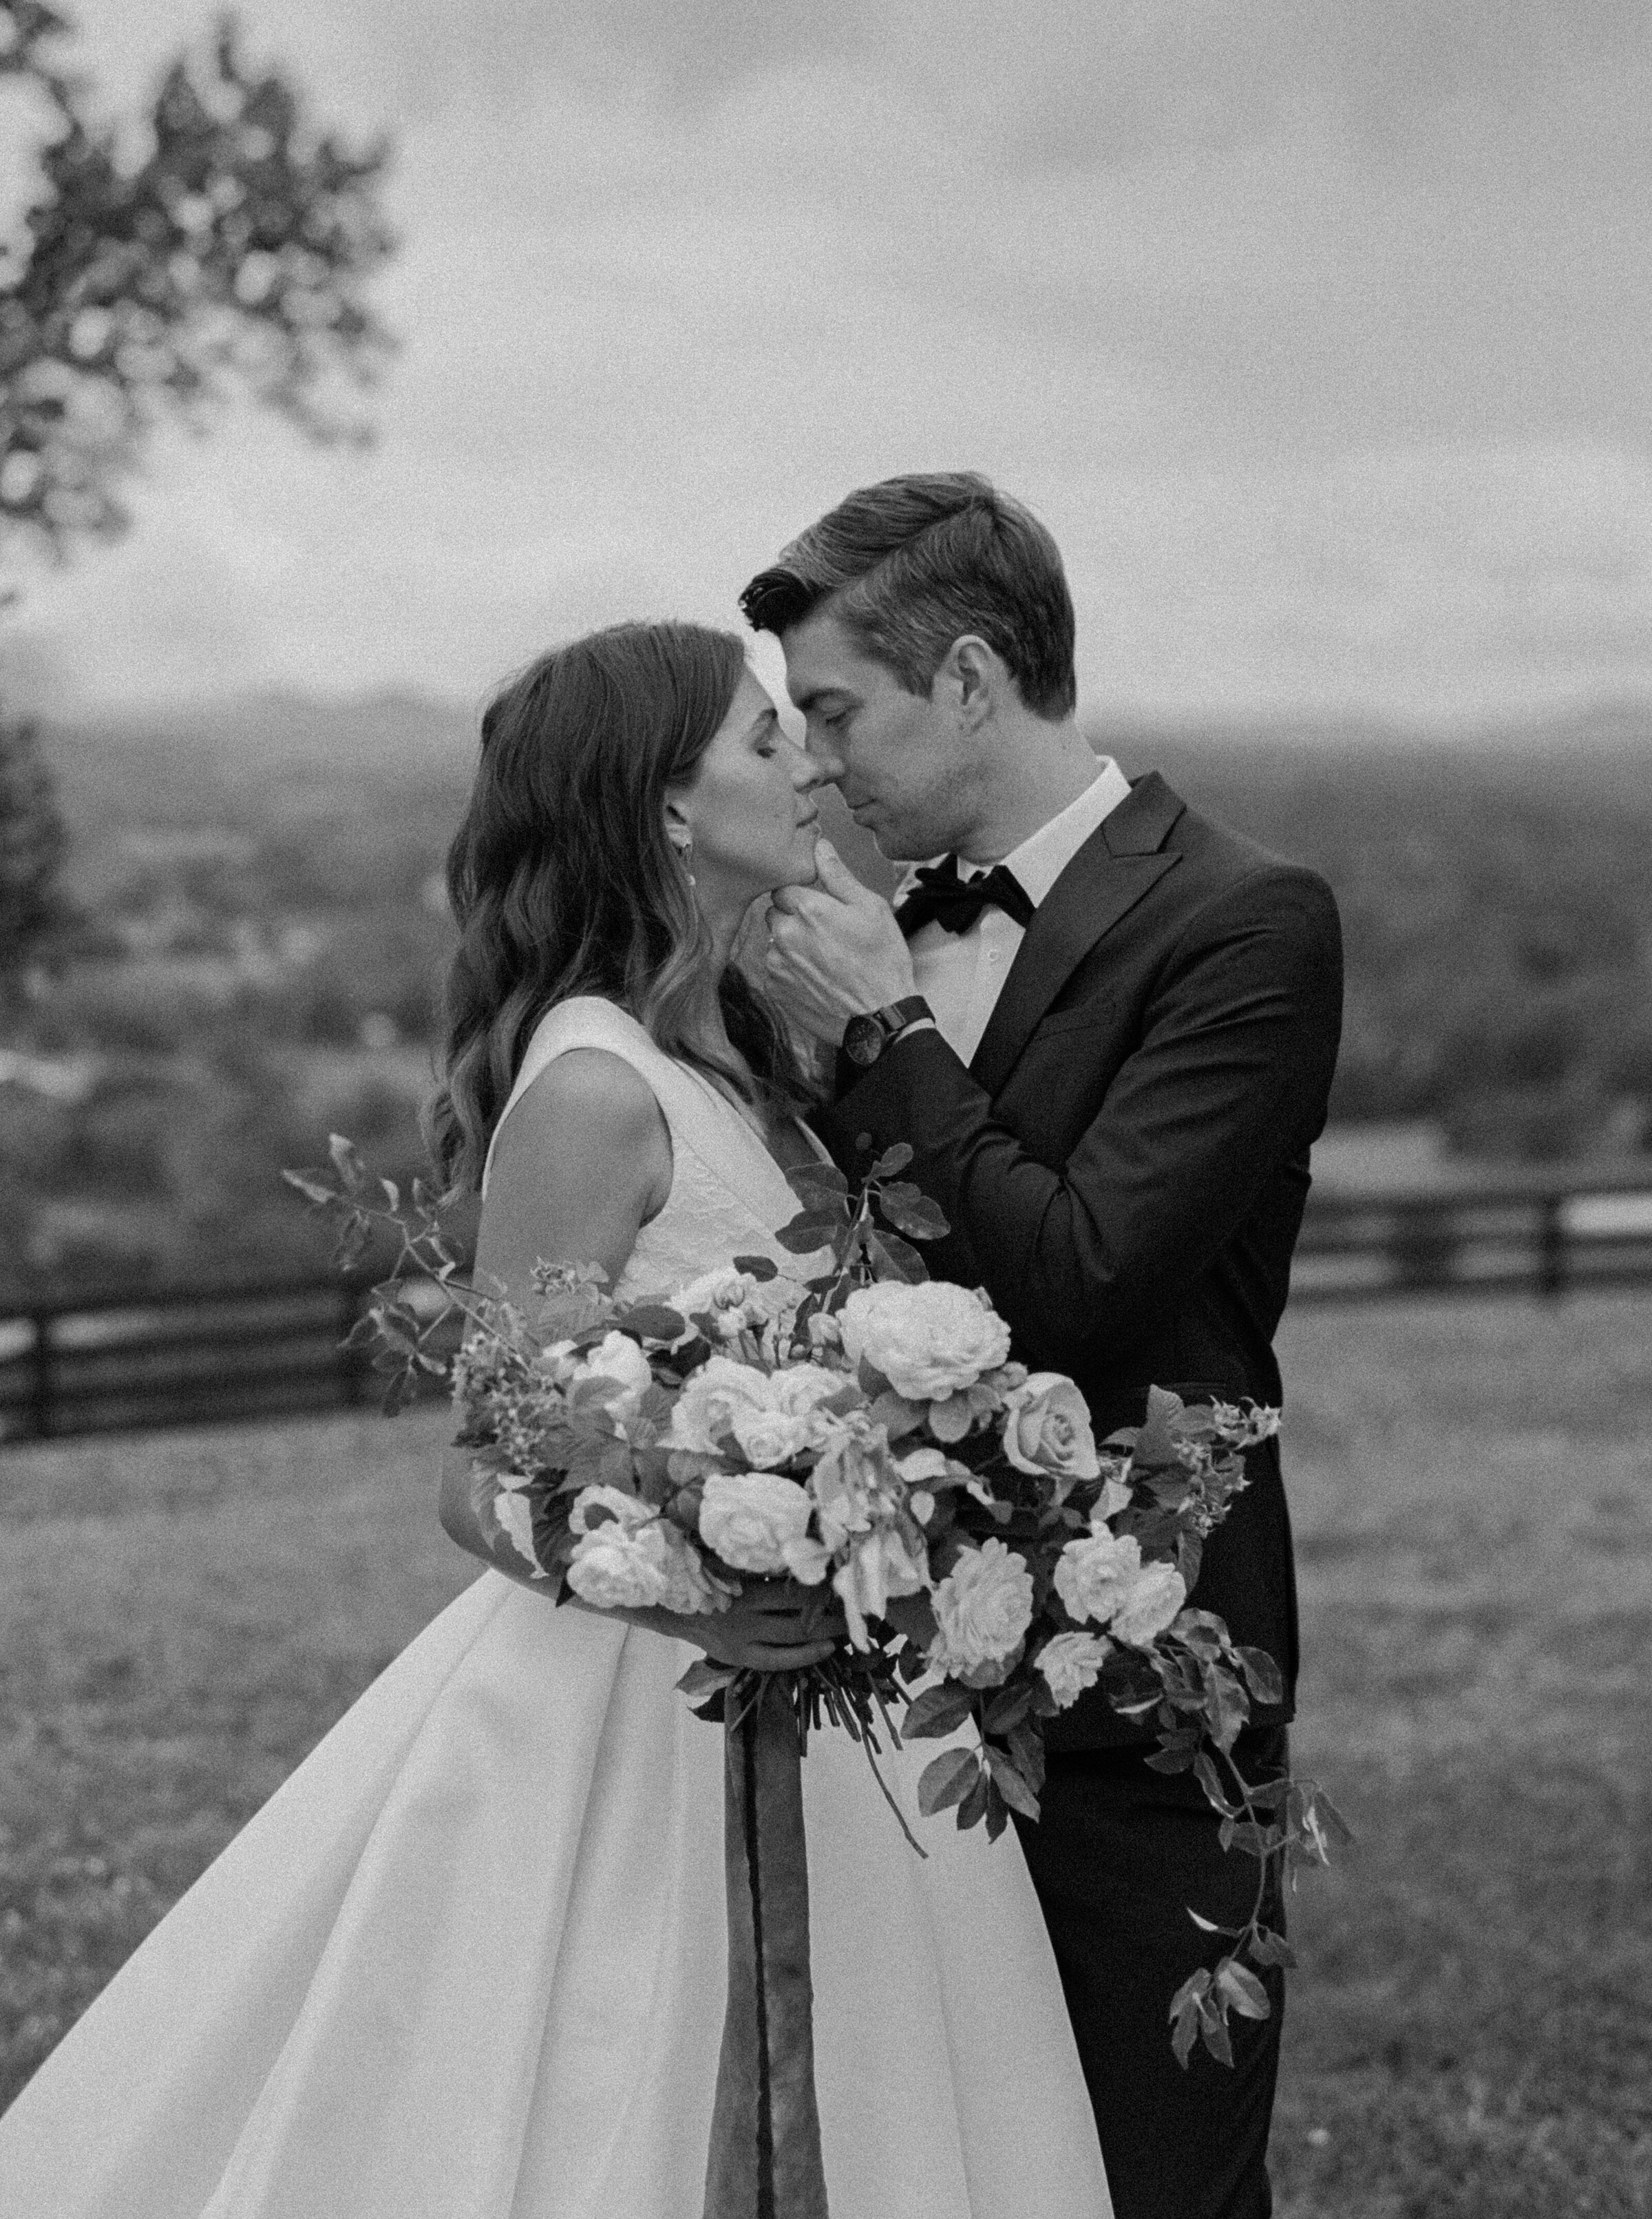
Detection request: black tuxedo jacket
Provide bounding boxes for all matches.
[816,772,1344,1750]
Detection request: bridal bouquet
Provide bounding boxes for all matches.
[291,1136,1346,2213]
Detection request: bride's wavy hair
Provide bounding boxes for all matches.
[426,620,814,1197]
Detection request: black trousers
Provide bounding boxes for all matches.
[1011,1726,1289,2219]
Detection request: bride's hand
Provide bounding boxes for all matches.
[662,1577,847,1673]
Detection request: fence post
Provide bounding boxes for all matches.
[1536,1195,1567,1299]
[28,1311,53,1440]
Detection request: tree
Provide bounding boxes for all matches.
[0,703,69,990]
[0,2,396,1285]
[0,0,396,560]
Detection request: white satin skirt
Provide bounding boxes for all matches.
[0,1571,1110,2217]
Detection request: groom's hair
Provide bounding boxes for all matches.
[739,472,1077,719]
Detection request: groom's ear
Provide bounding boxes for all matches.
[940,635,999,732]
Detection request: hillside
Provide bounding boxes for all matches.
[2,690,1649,1299]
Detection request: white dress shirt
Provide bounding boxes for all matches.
[904,759,1132,1064]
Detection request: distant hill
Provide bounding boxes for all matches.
[6,685,1649,1298]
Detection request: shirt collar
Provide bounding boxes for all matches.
[959,758,1132,908]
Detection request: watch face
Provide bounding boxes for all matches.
[843,1014,883,1065]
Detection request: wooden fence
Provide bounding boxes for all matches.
[2,1171,1650,1444]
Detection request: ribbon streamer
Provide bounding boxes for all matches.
[702,1673,830,2219]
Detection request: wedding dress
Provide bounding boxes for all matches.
[0,997,1111,2218]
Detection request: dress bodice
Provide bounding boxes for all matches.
[481,996,828,1297]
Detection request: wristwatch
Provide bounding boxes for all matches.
[841,995,933,1067]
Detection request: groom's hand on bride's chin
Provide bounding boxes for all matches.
[763,838,915,1043]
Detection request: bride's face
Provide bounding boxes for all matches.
[668,669,822,908]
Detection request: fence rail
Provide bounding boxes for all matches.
[2,1174,1650,1444]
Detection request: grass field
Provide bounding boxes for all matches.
[2,1293,1649,2216]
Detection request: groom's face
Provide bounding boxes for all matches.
[779,608,971,862]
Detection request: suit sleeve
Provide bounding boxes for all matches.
[816,864,1343,1370]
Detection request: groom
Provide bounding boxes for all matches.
[743,474,1342,2219]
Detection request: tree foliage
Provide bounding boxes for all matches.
[0,700,69,986]
[0,0,395,562]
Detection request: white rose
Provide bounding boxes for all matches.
[929,1538,1035,1676]
[566,1517,671,1611]
[667,1355,777,1453]
[667,1355,842,1458]
[1001,1373,1101,1483]
[566,1503,728,1615]
[730,1367,844,1467]
[569,1483,652,1535]
[699,1470,814,1574]
[1110,1561,1187,1648]
[838,1282,1012,1402]
[1034,1631,1111,1709]
[553,1330,654,1425]
[1052,1529,1144,1627]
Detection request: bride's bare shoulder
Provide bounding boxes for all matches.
[494,1047,668,1172]
[479,1048,673,1295]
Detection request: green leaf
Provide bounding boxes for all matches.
[868,1388,926,1439]
[917,1747,980,1816]
[775,1210,841,1253]
[1205,1662,1250,1752]
[883,1590,939,1648]
[616,1304,687,1342]
[328,1133,367,1193]
[878,1184,951,1241]
[331,1212,372,1271]
[868,1230,927,1284]
[1215,1960,1271,2021]
[929,1393,973,1442]
[984,1747,1041,1820]
[902,1683,977,1739]
[1246,1926,1297,1971]
[956,1771,992,1830]
[282,1167,337,1207]
[1192,1751,1234,1815]
[730,1253,779,1281]
[1313,1786,1355,1844]
[983,1682,1033,1735]
[1006,1721,1046,1790]
[1198,1997,1235,2068]
[1236,1646,1285,1706]
[1132,1383,1186,1467]
[1168,1969,1211,2071]
[868,1142,913,1179]
[787,1162,849,1206]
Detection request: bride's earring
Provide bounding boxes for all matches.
[671,833,695,886]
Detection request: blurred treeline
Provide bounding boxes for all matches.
[1,694,1649,1305]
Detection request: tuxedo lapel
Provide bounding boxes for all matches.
[968,772,1185,1098]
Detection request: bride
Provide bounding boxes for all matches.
[0,621,1110,2218]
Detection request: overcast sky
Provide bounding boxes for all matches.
[3,0,1649,725]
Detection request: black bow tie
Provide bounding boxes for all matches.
[895,857,1036,937]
